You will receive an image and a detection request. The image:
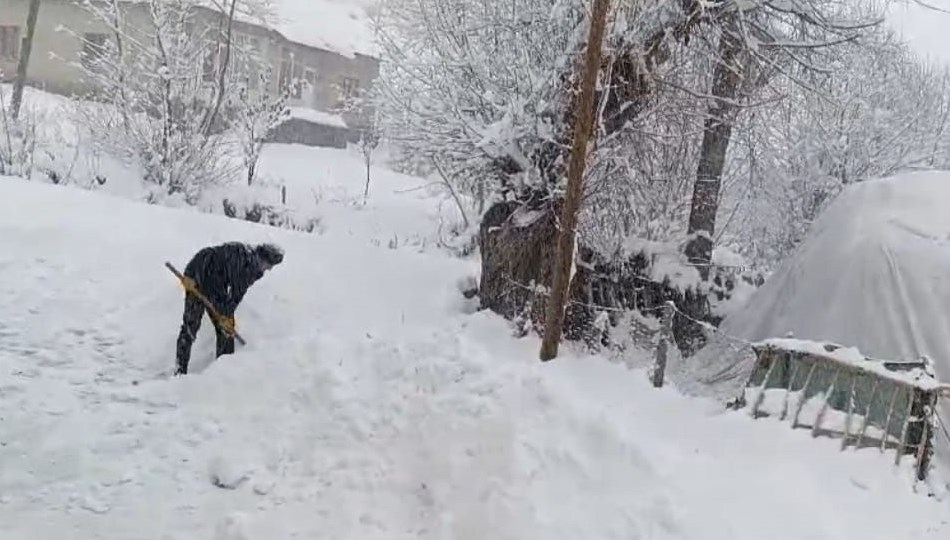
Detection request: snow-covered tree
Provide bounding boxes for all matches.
[233,70,291,186]
[376,0,949,352]
[375,0,889,248]
[718,25,950,266]
[69,0,286,203]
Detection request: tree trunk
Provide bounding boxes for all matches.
[10,0,42,121]
[684,17,743,280]
[539,0,611,362]
[363,152,371,201]
[246,155,257,186]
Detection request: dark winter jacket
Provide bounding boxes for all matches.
[183,242,278,315]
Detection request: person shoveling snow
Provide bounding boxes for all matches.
[171,242,284,375]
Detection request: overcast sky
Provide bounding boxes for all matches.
[888,1,950,65]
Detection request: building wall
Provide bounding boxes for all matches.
[0,0,112,96]
[267,38,379,130]
[268,117,349,149]
[0,0,379,130]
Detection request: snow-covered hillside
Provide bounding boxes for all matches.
[1,175,949,539]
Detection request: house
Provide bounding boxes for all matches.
[0,0,380,143]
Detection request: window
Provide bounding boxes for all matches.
[340,77,359,101]
[278,59,290,91]
[278,50,309,99]
[291,64,303,98]
[81,33,109,69]
[202,41,218,82]
[278,50,293,92]
[0,26,20,60]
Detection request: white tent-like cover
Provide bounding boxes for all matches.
[693,170,950,390]
[685,170,950,470]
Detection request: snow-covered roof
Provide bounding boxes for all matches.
[270,0,379,60]
[285,106,347,128]
[115,0,379,59]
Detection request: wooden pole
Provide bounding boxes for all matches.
[539,0,612,361]
[791,361,818,428]
[880,386,902,453]
[840,374,858,450]
[651,301,674,388]
[751,352,780,417]
[895,392,917,465]
[779,356,801,421]
[10,0,42,120]
[853,378,880,450]
[914,392,937,481]
[164,261,247,346]
[812,367,842,438]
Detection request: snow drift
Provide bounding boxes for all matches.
[1,176,949,539]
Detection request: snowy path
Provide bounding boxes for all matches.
[1,178,949,540]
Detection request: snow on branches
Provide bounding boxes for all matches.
[375,0,947,272]
[67,0,287,203]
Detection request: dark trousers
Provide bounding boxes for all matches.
[175,294,235,375]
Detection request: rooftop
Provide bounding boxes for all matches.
[106,0,380,59]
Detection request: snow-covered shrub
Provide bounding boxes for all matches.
[233,72,292,187]
[69,0,287,204]
[217,177,324,234]
[0,86,37,178]
[222,197,323,233]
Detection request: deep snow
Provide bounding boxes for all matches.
[2,175,950,539]
[0,83,469,252]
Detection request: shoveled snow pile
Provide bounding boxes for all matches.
[2,177,950,539]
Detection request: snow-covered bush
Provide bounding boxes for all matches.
[0,85,38,178]
[233,71,291,187]
[69,0,287,203]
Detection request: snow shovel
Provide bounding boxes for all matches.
[165,261,247,346]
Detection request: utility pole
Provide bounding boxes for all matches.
[11,0,42,120]
[539,0,611,362]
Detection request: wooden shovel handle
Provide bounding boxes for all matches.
[165,261,247,346]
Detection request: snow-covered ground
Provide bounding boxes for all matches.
[0,83,468,252]
[2,173,950,539]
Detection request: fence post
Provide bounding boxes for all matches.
[651,301,675,388]
[281,185,287,205]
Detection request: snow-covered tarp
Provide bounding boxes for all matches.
[690,170,950,391]
[683,170,950,469]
